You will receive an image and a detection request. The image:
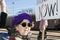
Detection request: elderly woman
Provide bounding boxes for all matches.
[9,13,34,40]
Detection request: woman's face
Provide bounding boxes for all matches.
[15,19,32,36]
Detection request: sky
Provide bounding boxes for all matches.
[5,0,36,16]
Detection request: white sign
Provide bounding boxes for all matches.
[35,0,60,21]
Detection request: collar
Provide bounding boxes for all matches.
[15,34,28,39]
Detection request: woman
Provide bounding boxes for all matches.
[37,19,48,40]
[0,0,9,40]
[37,0,48,40]
[9,13,34,40]
[0,0,7,27]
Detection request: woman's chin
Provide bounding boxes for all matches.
[22,33,28,36]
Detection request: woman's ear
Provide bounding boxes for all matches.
[31,22,35,28]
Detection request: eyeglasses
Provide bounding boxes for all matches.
[20,22,32,27]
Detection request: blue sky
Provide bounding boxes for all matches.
[5,0,35,16]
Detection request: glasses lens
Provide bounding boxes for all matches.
[22,23,26,27]
[28,23,32,27]
[21,22,32,27]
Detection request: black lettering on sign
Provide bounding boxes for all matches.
[56,0,58,15]
[43,3,56,17]
[43,0,58,17]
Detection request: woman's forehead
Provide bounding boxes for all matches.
[21,19,30,23]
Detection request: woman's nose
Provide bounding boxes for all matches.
[25,26,29,30]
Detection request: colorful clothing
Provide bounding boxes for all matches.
[9,32,32,40]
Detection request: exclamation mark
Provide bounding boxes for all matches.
[56,0,58,15]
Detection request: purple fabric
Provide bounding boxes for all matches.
[11,13,32,26]
[39,19,48,31]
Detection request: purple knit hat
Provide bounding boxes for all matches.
[11,13,32,26]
